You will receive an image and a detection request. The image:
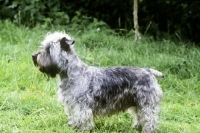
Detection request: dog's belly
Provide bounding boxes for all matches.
[92,90,137,115]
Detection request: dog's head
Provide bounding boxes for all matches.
[32,32,75,78]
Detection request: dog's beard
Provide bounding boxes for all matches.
[38,63,59,78]
[32,52,59,78]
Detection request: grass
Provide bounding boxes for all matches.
[0,20,200,133]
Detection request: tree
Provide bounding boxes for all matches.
[133,0,141,42]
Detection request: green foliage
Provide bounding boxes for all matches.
[138,0,200,43]
[1,0,200,43]
[56,0,200,43]
[69,11,109,33]
[0,21,200,132]
[0,0,69,26]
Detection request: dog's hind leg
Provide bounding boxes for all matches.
[127,106,139,128]
[137,104,160,133]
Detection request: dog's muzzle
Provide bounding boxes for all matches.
[32,53,39,66]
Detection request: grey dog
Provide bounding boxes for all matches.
[32,32,164,133]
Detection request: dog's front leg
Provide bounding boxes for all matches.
[67,104,94,131]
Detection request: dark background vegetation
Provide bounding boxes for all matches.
[0,0,200,44]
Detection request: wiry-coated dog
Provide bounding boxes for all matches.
[32,32,164,133]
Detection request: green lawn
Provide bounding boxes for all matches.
[0,20,200,133]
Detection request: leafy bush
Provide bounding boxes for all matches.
[1,0,200,43]
[0,0,69,26]
[138,0,200,43]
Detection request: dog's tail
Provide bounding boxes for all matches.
[147,68,164,78]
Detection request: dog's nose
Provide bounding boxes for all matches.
[32,53,38,59]
[32,53,38,66]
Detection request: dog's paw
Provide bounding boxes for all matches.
[131,121,139,128]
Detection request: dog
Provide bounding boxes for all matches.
[32,32,164,133]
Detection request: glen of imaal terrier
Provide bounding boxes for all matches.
[32,32,164,133]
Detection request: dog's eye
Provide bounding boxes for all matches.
[46,46,50,53]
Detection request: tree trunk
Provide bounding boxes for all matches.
[133,0,141,42]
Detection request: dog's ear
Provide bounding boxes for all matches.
[60,37,75,51]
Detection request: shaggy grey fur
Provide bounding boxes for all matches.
[32,32,164,133]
